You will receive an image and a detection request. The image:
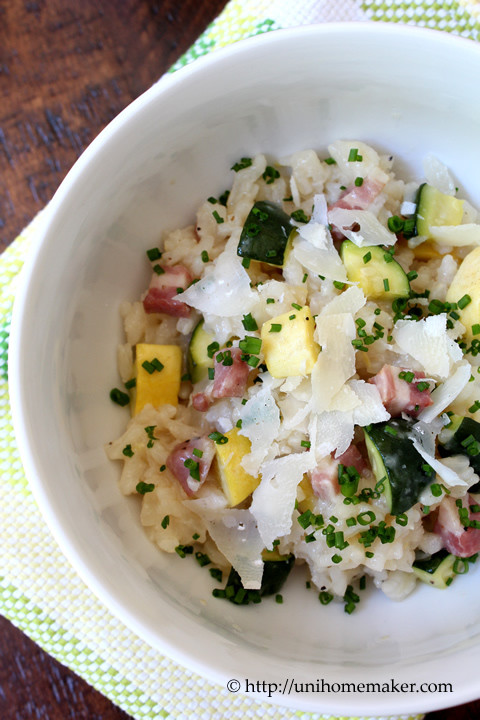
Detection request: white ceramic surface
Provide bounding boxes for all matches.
[9,24,480,715]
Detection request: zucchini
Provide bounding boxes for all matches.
[237,201,294,266]
[340,240,410,300]
[216,555,295,605]
[414,183,464,239]
[364,417,434,515]
[413,549,457,589]
[187,320,214,383]
[438,414,480,491]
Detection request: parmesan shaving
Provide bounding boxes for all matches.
[251,450,316,548]
[328,208,396,247]
[392,314,463,379]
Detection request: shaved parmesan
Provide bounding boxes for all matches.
[349,379,391,426]
[320,284,366,317]
[181,233,257,317]
[311,313,356,411]
[293,223,347,282]
[423,154,456,196]
[251,450,316,548]
[392,314,463,379]
[327,208,396,247]
[239,382,280,476]
[201,508,264,589]
[418,362,471,423]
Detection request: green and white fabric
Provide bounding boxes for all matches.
[2,1,480,719]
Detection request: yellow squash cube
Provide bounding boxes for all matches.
[215,428,260,507]
[261,305,319,378]
[446,246,480,342]
[134,343,182,414]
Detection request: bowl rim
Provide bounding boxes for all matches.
[8,21,480,716]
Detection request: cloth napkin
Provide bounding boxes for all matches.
[2,2,480,719]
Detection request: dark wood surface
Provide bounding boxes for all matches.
[1,1,479,718]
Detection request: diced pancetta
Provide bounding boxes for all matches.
[434,495,480,558]
[368,364,433,417]
[143,265,193,317]
[329,176,386,212]
[309,444,367,502]
[212,347,250,399]
[191,347,251,412]
[166,436,215,497]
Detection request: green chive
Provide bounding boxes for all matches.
[146,247,162,261]
[241,313,258,331]
[383,278,390,292]
[122,444,134,457]
[458,294,472,309]
[110,388,130,406]
[161,515,170,529]
[201,250,210,263]
[354,176,364,187]
[269,324,282,333]
[153,264,165,275]
[363,251,372,264]
[208,431,229,445]
[136,481,155,494]
[231,157,252,172]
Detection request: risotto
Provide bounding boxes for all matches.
[106,140,480,611]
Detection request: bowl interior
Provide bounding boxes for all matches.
[9,24,480,715]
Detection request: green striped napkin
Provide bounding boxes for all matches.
[2,1,480,719]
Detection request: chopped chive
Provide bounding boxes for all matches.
[363,251,372,264]
[241,313,258,331]
[407,270,418,282]
[266,297,275,304]
[458,294,472,309]
[387,216,404,233]
[184,457,200,481]
[383,278,390,292]
[136,481,155,494]
[110,388,130,406]
[231,157,252,172]
[160,464,166,472]
[207,367,215,380]
[324,157,336,165]
[208,431,228,444]
[275,594,283,604]
[161,515,170,529]
[300,440,311,449]
[331,554,343,564]
[124,377,136,389]
[333,281,345,290]
[207,196,218,204]
[122,444,134,457]
[146,247,162,261]
[472,324,480,335]
[469,400,480,413]
[302,273,308,284]
[348,148,360,162]
[290,209,310,223]
[153,264,165,275]
[192,448,203,458]
[357,511,376,525]
[269,323,282,333]
[239,336,262,354]
[209,568,223,582]
[262,166,280,184]
[354,176,364,187]
[242,257,251,268]
[201,250,210,263]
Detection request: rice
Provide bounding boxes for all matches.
[106,140,480,610]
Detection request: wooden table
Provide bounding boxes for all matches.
[1,1,479,718]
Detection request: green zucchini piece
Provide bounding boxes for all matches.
[187,320,214,383]
[217,555,295,605]
[340,240,410,300]
[413,549,457,589]
[438,414,480,491]
[414,183,464,239]
[237,200,293,266]
[364,417,434,515]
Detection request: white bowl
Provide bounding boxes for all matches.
[9,23,480,716]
